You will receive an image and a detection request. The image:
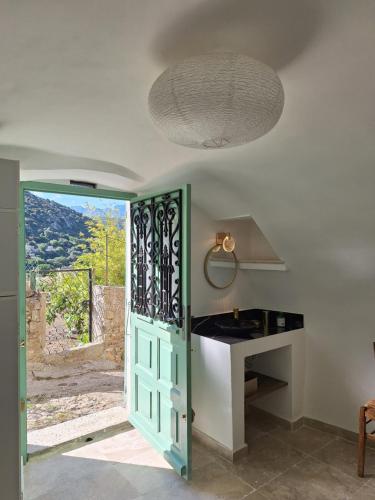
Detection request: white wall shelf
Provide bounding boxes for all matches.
[212,215,287,271]
[210,259,287,271]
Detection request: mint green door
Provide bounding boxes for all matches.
[129,186,192,479]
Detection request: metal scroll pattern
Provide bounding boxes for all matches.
[131,190,182,327]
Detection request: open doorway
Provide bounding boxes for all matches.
[20,182,132,457]
[20,182,192,480]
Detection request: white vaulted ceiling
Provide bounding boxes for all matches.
[2,0,375,433]
[0,0,373,196]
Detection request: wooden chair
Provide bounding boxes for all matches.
[358,400,375,477]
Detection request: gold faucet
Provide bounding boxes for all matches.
[233,308,239,320]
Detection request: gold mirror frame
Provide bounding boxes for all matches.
[204,244,239,289]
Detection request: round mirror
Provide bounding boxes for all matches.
[204,244,239,289]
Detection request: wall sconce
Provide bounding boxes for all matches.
[215,232,236,252]
[204,232,238,289]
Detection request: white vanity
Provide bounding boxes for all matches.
[191,310,305,460]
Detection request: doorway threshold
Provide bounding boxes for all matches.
[28,406,130,459]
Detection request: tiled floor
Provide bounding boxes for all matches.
[25,411,375,499]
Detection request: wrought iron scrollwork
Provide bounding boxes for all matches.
[131,190,182,327]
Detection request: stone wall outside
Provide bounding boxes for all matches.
[26,291,46,363]
[92,285,125,365]
[26,285,125,366]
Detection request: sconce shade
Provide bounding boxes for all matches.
[148,52,284,149]
[222,235,236,253]
[216,232,236,252]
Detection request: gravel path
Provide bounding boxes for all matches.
[27,361,125,431]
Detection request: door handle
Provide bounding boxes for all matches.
[181,409,195,423]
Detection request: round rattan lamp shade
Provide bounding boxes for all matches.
[148,52,284,149]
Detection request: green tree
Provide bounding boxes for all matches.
[41,210,125,342]
[75,210,125,286]
[40,271,89,342]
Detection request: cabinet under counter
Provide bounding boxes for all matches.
[191,311,305,461]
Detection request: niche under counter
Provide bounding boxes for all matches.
[191,309,305,461]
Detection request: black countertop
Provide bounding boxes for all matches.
[191,309,304,345]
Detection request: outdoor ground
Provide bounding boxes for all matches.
[27,360,125,430]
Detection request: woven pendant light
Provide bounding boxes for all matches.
[148,52,284,149]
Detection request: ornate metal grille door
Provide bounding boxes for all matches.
[129,186,191,479]
[131,189,182,325]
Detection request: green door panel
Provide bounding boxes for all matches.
[129,185,191,479]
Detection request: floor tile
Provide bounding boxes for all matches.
[135,482,205,500]
[24,453,110,499]
[137,459,253,500]
[245,421,271,445]
[271,425,335,454]
[113,456,182,495]
[245,409,287,446]
[246,491,269,499]
[31,463,139,500]
[364,476,375,492]
[246,409,281,435]
[192,440,218,470]
[258,456,363,500]
[218,434,305,489]
[351,485,375,499]
[313,437,375,481]
[64,428,153,463]
[191,460,254,499]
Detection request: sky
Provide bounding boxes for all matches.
[33,192,126,214]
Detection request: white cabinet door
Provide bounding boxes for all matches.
[0,296,19,499]
[0,159,20,500]
[0,159,19,297]
[0,211,18,296]
[0,158,19,209]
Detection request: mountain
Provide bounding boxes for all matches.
[71,204,126,218]
[25,192,91,271]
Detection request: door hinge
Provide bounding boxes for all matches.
[182,305,191,340]
[20,399,27,413]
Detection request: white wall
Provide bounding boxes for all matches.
[190,186,375,435]
[191,204,259,317]
[0,159,20,500]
